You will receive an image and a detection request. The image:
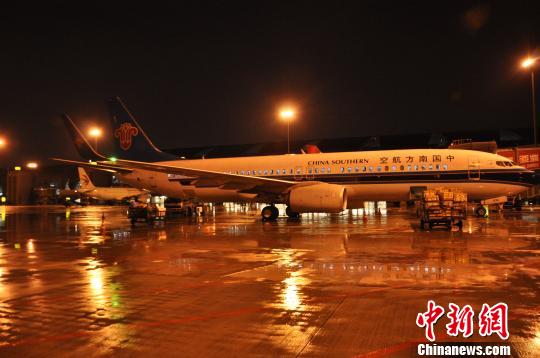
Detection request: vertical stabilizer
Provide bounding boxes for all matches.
[78,167,96,190]
[108,97,177,162]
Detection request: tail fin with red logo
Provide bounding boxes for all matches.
[107,97,177,162]
[78,167,96,191]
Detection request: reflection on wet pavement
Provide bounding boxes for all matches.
[0,205,538,356]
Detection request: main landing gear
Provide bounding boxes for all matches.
[261,205,301,221]
[261,205,279,221]
[285,206,300,219]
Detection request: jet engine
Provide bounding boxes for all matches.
[288,183,347,213]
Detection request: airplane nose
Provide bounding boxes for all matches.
[521,170,538,185]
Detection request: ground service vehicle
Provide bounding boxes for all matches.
[128,203,166,225]
[419,188,466,230]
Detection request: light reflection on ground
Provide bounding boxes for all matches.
[0,205,536,356]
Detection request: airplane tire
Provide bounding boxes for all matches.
[285,206,300,219]
[262,206,279,221]
[475,206,487,217]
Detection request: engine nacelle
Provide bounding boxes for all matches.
[288,184,347,213]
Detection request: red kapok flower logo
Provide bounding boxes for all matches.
[114,123,139,150]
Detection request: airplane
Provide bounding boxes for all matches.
[76,167,146,202]
[55,97,537,221]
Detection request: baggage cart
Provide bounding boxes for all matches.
[419,188,466,230]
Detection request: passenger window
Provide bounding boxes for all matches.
[341,167,345,173]
[421,165,427,170]
[377,166,382,172]
[314,168,319,173]
[276,169,280,175]
[443,164,448,170]
[399,165,404,171]
[435,164,440,170]
[328,167,331,173]
[407,165,411,171]
[429,164,433,170]
[392,165,397,171]
[347,167,352,173]
[369,166,373,171]
[308,168,312,174]
[355,166,359,172]
[384,166,389,171]
[241,170,245,175]
[362,166,366,172]
[414,165,419,171]
[321,168,325,173]
[296,169,301,174]
[270,169,274,174]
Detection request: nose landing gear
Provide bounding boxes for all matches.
[475,205,488,218]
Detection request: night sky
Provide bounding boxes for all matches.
[0,1,539,166]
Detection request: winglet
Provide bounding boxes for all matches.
[61,114,107,161]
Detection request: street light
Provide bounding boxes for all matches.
[26,162,38,169]
[0,137,6,149]
[88,127,102,152]
[521,56,538,146]
[278,107,296,154]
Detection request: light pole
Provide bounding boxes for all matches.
[521,57,537,146]
[88,127,102,152]
[278,107,296,154]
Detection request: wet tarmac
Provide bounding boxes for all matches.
[0,205,538,357]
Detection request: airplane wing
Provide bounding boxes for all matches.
[51,158,133,174]
[103,158,317,195]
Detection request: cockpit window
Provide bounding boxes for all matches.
[496,161,514,167]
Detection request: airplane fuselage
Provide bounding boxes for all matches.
[79,187,144,201]
[116,148,535,206]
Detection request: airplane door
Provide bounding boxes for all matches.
[468,157,480,180]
